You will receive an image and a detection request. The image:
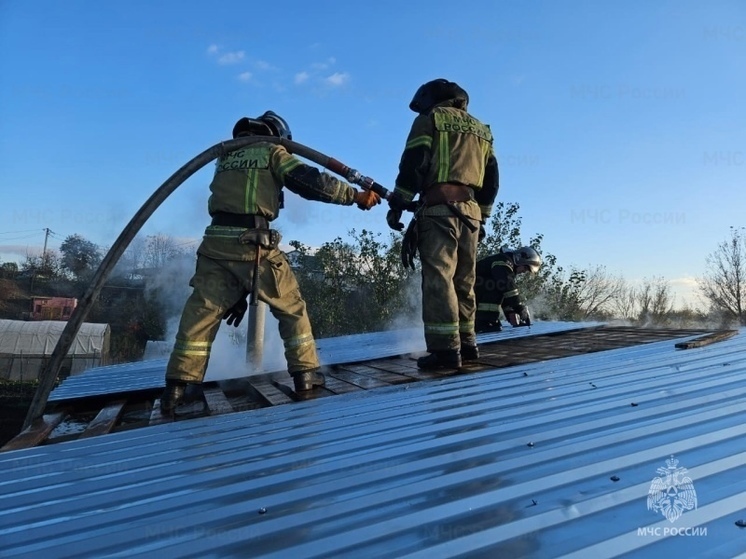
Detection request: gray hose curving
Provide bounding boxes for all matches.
[22,136,355,429]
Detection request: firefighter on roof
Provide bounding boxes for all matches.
[387,79,499,369]
[475,246,542,332]
[161,111,381,413]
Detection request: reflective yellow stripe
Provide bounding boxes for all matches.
[459,321,474,333]
[492,261,512,269]
[276,157,303,179]
[424,322,459,335]
[479,204,492,218]
[172,348,211,357]
[437,132,450,182]
[478,303,501,312]
[285,333,315,349]
[245,170,259,213]
[174,339,211,350]
[204,225,246,238]
[477,141,490,186]
[504,289,519,297]
[406,135,433,150]
[393,187,416,202]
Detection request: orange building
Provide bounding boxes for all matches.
[31,297,77,321]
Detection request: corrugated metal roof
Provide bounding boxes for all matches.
[2,328,744,557]
[49,321,598,401]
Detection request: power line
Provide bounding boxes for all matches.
[0,232,42,242]
[0,228,45,236]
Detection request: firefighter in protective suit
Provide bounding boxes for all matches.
[475,247,542,332]
[161,111,381,413]
[387,79,499,369]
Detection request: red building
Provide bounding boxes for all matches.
[31,297,77,321]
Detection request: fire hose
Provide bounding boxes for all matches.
[22,136,399,429]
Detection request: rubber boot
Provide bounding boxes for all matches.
[461,344,479,361]
[160,380,187,415]
[292,369,326,392]
[417,349,462,370]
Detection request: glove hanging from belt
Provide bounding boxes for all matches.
[401,216,419,270]
[223,290,249,327]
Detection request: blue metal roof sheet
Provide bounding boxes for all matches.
[49,321,598,401]
[2,328,745,557]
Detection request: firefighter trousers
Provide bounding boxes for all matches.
[166,247,319,383]
[417,202,479,352]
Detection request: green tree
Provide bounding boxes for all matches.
[60,234,102,280]
[0,262,19,279]
[290,229,418,336]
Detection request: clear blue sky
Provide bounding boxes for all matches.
[1,1,744,307]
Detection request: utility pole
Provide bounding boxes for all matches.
[41,228,51,269]
[30,228,53,294]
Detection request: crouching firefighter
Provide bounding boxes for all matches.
[161,111,381,413]
[475,247,542,332]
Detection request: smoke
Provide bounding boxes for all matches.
[384,274,426,352]
[145,253,195,319]
[145,253,289,380]
[388,275,423,330]
[203,308,288,381]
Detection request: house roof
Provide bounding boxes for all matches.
[1,325,744,557]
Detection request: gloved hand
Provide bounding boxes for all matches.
[478,223,486,242]
[223,297,249,327]
[353,189,381,210]
[505,311,520,327]
[387,209,404,231]
[388,191,408,212]
[519,306,532,326]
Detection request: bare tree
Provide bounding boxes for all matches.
[698,227,746,325]
[637,276,675,325]
[612,282,638,322]
[576,265,626,318]
[143,234,184,269]
[112,235,148,280]
[539,265,624,320]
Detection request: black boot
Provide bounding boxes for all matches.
[160,380,187,415]
[417,350,462,370]
[292,369,326,392]
[461,344,479,361]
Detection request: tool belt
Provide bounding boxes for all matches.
[238,228,281,250]
[422,183,473,206]
[211,212,269,229]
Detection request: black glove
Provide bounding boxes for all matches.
[223,297,248,327]
[478,223,486,242]
[387,209,404,231]
[388,191,408,212]
[519,306,532,326]
[401,217,419,269]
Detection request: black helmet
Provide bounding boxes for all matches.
[232,117,269,139]
[409,78,469,114]
[231,111,292,140]
[258,110,292,140]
